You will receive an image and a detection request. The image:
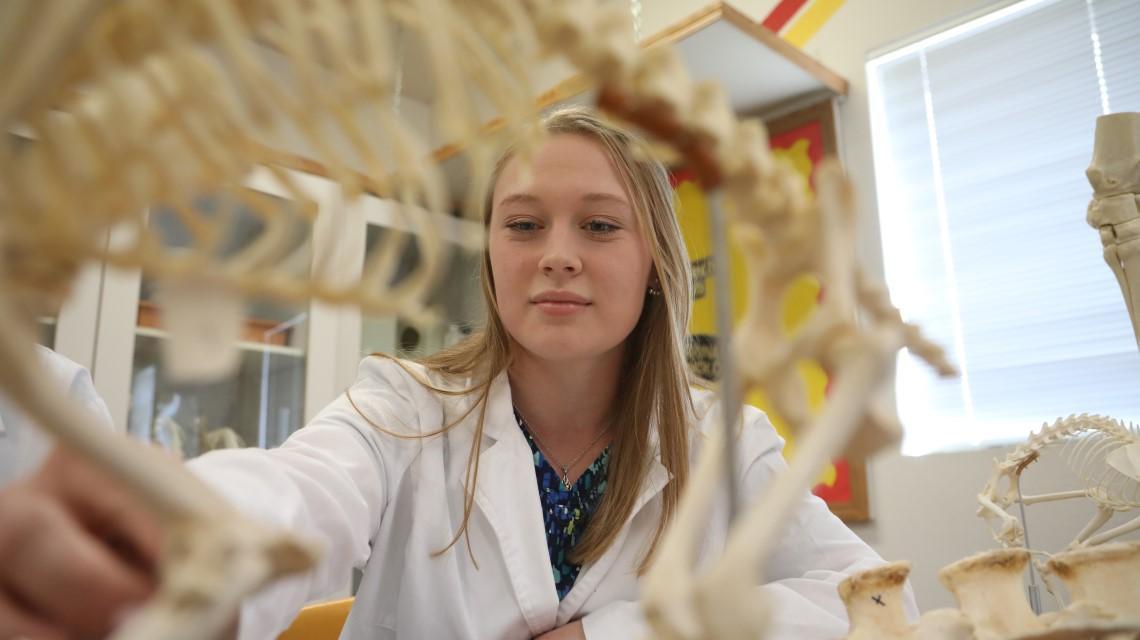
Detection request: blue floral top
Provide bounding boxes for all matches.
[514,409,610,600]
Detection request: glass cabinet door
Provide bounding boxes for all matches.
[357,213,484,361]
[127,191,312,458]
[93,169,342,456]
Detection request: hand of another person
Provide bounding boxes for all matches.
[533,619,586,640]
[0,447,163,639]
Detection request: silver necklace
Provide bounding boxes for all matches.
[517,409,612,490]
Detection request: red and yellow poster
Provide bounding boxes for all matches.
[672,100,868,521]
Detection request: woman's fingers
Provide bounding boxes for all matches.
[0,590,64,640]
[0,486,154,637]
[43,447,164,570]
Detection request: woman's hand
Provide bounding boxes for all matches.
[0,447,162,639]
[534,619,586,640]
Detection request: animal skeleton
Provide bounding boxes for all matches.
[640,161,955,640]
[976,414,1140,550]
[0,0,954,638]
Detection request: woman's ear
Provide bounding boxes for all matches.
[647,270,662,297]
[648,267,662,289]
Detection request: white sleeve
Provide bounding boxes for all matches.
[579,407,912,640]
[740,408,918,639]
[579,599,645,638]
[61,357,113,431]
[186,358,418,640]
[0,350,112,486]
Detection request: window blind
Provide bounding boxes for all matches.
[867,0,1140,455]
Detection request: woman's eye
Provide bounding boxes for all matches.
[584,220,619,234]
[507,220,539,232]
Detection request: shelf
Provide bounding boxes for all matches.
[432,1,848,162]
[134,326,306,358]
[650,2,846,108]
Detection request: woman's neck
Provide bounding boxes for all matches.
[507,346,624,443]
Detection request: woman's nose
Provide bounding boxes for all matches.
[538,236,582,275]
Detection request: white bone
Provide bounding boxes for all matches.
[1045,542,1140,623]
[938,549,1045,640]
[156,278,244,382]
[642,162,954,639]
[840,561,917,639]
[1086,112,1140,348]
[1106,442,1140,482]
[976,415,1140,549]
[840,562,975,640]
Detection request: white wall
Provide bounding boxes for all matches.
[637,0,1140,612]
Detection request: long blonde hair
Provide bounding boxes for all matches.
[385,107,694,571]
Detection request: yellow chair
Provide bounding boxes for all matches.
[278,597,355,640]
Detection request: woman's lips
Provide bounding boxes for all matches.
[533,300,590,316]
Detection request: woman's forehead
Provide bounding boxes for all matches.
[494,134,629,204]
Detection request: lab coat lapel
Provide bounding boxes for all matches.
[556,457,671,623]
[472,372,560,634]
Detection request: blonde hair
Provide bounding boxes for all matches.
[380,107,694,571]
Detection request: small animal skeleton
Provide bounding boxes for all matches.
[977,414,1140,550]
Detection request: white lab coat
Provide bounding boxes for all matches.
[189,356,907,639]
[0,346,113,486]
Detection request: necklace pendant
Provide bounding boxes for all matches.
[560,468,572,490]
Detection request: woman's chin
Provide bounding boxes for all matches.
[516,336,626,367]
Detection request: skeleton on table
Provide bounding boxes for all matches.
[974,113,1140,556]
[838,113,1140,640]
[0,1,956,638]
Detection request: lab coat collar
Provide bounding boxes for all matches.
[478,368,518,444]
[472,368,671,633]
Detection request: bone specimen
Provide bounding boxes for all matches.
[840,561,974,640]
[1087,112,1140,350]
[641,161,955,640]
[1044,541,1140,627]
[0,1,957,638]
[977,414,1140,551]
[939,549,1047,640]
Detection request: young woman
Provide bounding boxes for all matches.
[0,108,901,639]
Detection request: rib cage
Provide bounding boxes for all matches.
[979,413,1140,549]
[0,0,553,329]
[1059,416,1140,511]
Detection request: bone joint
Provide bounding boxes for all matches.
[1087,112,1140,350]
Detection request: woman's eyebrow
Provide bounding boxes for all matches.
[497,193,541,208]
[581,192,630,208]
